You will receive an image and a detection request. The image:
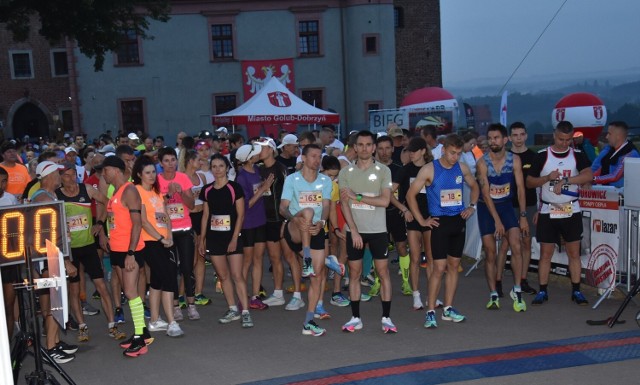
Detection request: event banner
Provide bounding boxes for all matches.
[242,58,295,102]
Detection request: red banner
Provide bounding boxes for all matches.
[242,58,295,102]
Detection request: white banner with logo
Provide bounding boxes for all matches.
[530,187,619,289]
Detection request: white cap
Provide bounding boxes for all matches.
[256,137,277,151]
[36,161,64,179]
[128,133,139,141]
[64,147,77,154]
[277,134,298,149]
[216,127,228,134]
[235,144,262,163]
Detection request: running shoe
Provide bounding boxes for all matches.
[92,290,101,300]
[119,328,153,348]
[47,345,75,364]
[286,283,307,293]
[148,317,169,332]
[241,312,254,328]
[250,297,269,310]
[342,316,363,332]
[401,281,412,296]
[441,306,466,323]
[413,295,424,311]
[218,309,241,324]
[325,255,345,276]
[258,286,268,300]
[521,280,538,295]
[123,336,148,357]
[285,297,305,311]
[486,295,500,310]
[56,340,78,354]
[360,293,372,302]
[360,274,375,287]
[263,295,286,306]
[435,299,444,308]
[82,301,100,316]
[424,311,437,329]
[108,325,126,340]
[173,306,184,321]
[381,317,397,334]
[77,325,89,342]
[167,321,184,337]
[314,303,331,320]
[369,278,381,297]
[178,295,187,309]
[194,293,211,306]
[187,304,201,320]
[512,290,527,312]
[330,293,350,307]
[114,307,125,324]
[571,291,589,305]
[302,320,326,336]
[302,257,315,278]
[531,290,548,306]
[66,316,79,331]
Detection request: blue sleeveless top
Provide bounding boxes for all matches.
[427,160,465,217]
[481,152,514,204]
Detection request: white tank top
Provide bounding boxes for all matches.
[539,147,580,215]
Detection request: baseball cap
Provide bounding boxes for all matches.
[195,140,210,150]
[277,134,298,149]
[128,133,139,141]
[64,147,77,155]
[199,130,213,139]
[388,127,404,137]
[36,161,64,179]
[256,137,277,151]
[98,144,116,154]
[406,137,427,152]
[1,142,16,153]
[97,155,126,171]
[61,162,77,172]
[216,127,228,134]
[573,131,584,138]
[235,144,262,163]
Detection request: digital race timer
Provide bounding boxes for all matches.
[0,201,69,267]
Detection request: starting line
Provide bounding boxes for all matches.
[245,330,640,385]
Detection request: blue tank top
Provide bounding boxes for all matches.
[481,152,514,204]
[427,160,465,216]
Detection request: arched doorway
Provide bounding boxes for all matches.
[12,102,49,139]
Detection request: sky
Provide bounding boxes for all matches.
[440,0,640,88]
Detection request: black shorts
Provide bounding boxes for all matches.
[69,243,105,282]
[430,215,466,260]
[242,224,266,247]
[283,223,325,253]
[110,250,145,269]
[190,211,204,236]
[536,212,583,244]
[266,220,284,243]
[386,209,408,242]
[206,233,244,256]
[346,232,389,261]
[1,264,21,284]
[406,219,431,233]
[142,241,178,292]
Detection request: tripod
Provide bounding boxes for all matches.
[607,275,640,328]
[10,258,76,385]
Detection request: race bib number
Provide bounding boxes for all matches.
[67,214,89,232]
[167,203,184,220]
[410,177,427,194]
[107,212,115,230]
[299,191,322,208]
[155,212,169,228]
[193,187,202,199]
[210,215,231,231]
[549,202,573,219]
[254,182,271,196]
[440,189,462,207]
[489,183,510,200]
[351,193,375,210]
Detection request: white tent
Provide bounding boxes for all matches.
[212,77,340,126]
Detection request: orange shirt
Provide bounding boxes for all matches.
[136,185,169,242]
[107,182,144,252]
[1,163,30,197]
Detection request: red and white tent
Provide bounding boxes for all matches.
[212,77,340,126]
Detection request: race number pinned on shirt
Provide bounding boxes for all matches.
[107,213,115,230]
[490,183,510,200]
[210,215,231,231]
[410,177,427,194]
[167,203,184,220]
[155,212,169,228]
[254,182,271,196]
[351,192,375,210]
[440,189,462,207]
[299,191,322,208]
[549,202,573,219]
[67,214,89,232]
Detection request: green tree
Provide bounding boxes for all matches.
[0,0,170,71]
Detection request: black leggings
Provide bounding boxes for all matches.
[172,229,195,299]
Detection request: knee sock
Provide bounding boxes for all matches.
[399,254,410,283]
[128,296,145,335]
[350,300,361,318]
[382,300,391,318]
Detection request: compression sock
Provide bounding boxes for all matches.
[128,296,145,335]
[399,254,410,284]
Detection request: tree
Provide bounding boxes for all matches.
[0,0,170,71]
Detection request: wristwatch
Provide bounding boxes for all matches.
[356,194,363,202]
[469,203,476,210]
[520,211,527,217]
[563,177,570,185]
[127,249,135,256]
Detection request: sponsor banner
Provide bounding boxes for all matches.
[216,114,340,126]
[242,58,295,101]
[368,107,455,135]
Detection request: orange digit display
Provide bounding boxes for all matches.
[1,212,25,258]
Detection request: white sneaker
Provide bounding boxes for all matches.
[412,295,424,310]
[285,297,305,311]
[263,295,286,306]
[173,306,183,321]
[342,316,363,332]
[187,304,200,320]
[148,317,169,332]
[166,321,184,337]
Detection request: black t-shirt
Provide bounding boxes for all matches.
[259,161,287,221]
[530,147,591,181]
[386,161,402,211]
[509,148,537,208]
[199,180,245,235]
[392,146,404,165]
[276,155,297,175]
[394,162,429,217]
